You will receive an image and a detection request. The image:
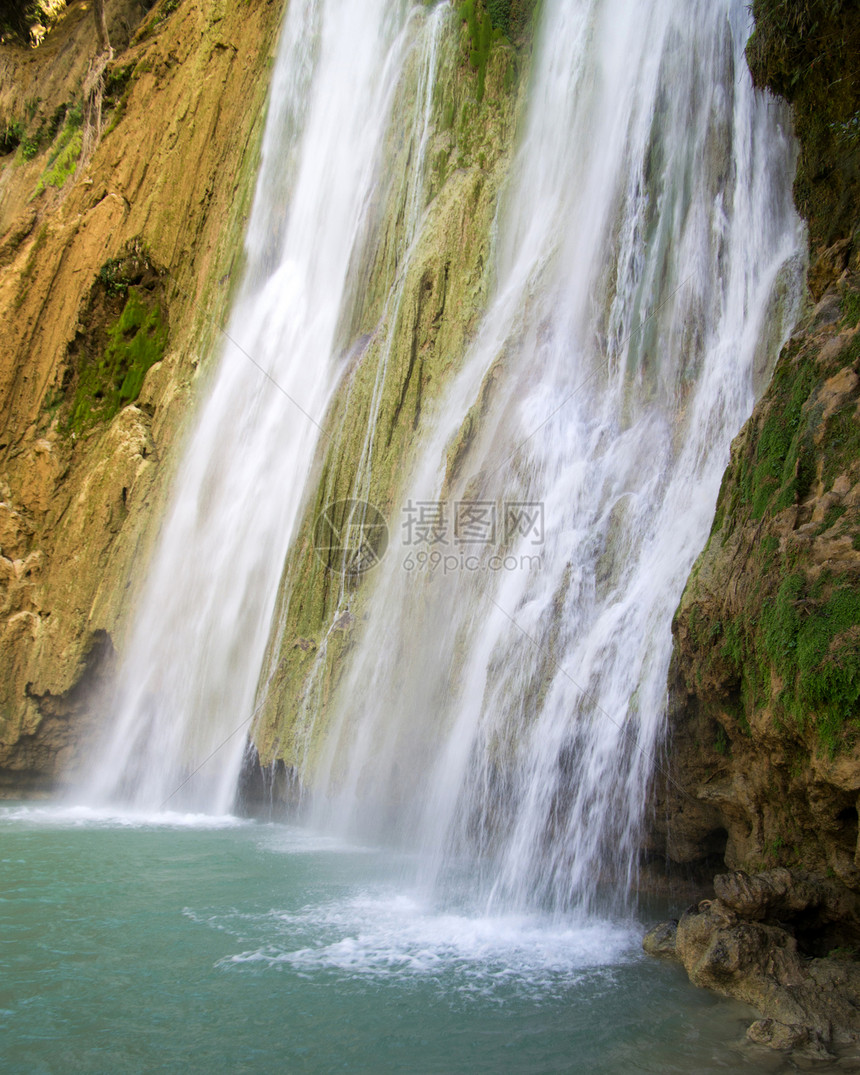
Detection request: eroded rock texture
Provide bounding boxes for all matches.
[644,0,860,1046]
[645,868,860,1056]
[0,0,285,792]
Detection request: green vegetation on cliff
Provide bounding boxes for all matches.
[66,287,167,435]
[762,569,860,748]
[747,0,860,250]
[719,317,860,531]
[42,242,171,436]
[34,123,81,194]
[459,0,537,99]
[661,5,860,886]
[686,278,860,755]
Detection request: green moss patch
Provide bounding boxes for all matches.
[457,0,536,100]
[485,0,539,43]
[3,98,82,173]
[733,343,818,519]
[746,0,860,249]
[763,573,860,747]
[66,288,167,436]
[49,242,170,438]
[703,567,860,754]
[718,291,860,531]
[34,127,82,194]
[681,277,860,755]
[459,0,499,102]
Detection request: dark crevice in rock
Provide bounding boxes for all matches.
[234,740,302,820]
[0,628,116,797]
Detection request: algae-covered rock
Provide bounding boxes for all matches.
[642,919,678,959]
[652,271,860,888]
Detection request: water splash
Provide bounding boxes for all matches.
[310,0,805,913]
[213,893,638,995]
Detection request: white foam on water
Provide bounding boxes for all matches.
[205,888,639,996]
[0,804,249,830]
[254,824,379,856]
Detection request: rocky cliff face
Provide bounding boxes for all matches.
[0,0,537,797]
[0,0,285,793]
[652,0,860,892]
[652,270,860,887]
[646,0,860,1049]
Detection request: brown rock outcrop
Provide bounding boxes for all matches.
[644,869,860,1056]
[0,0,285,792]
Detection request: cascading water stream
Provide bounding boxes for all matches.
[83,0,430,812]
[259,5,450,781]
[80,0,804,922]
[309,0,805,912]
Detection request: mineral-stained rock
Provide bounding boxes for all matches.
[642,919,678,959]
[0,0,286,791]
[645,880,860,1051]
[746,1019,835,1061]
[713,868,860,932]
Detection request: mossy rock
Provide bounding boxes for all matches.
[678,275,860,756]
[34,127,82,195]
[66,287,168,436]
[50,242,171,438]
[251,10,528,774]
[746,0,860,251]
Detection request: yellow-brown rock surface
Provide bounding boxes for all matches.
[0,0,285,792]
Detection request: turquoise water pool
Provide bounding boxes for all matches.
[0,806,797,1073]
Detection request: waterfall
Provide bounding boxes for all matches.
[308,0,805,911]
[81,0,804,920]
[84,0,434,812]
